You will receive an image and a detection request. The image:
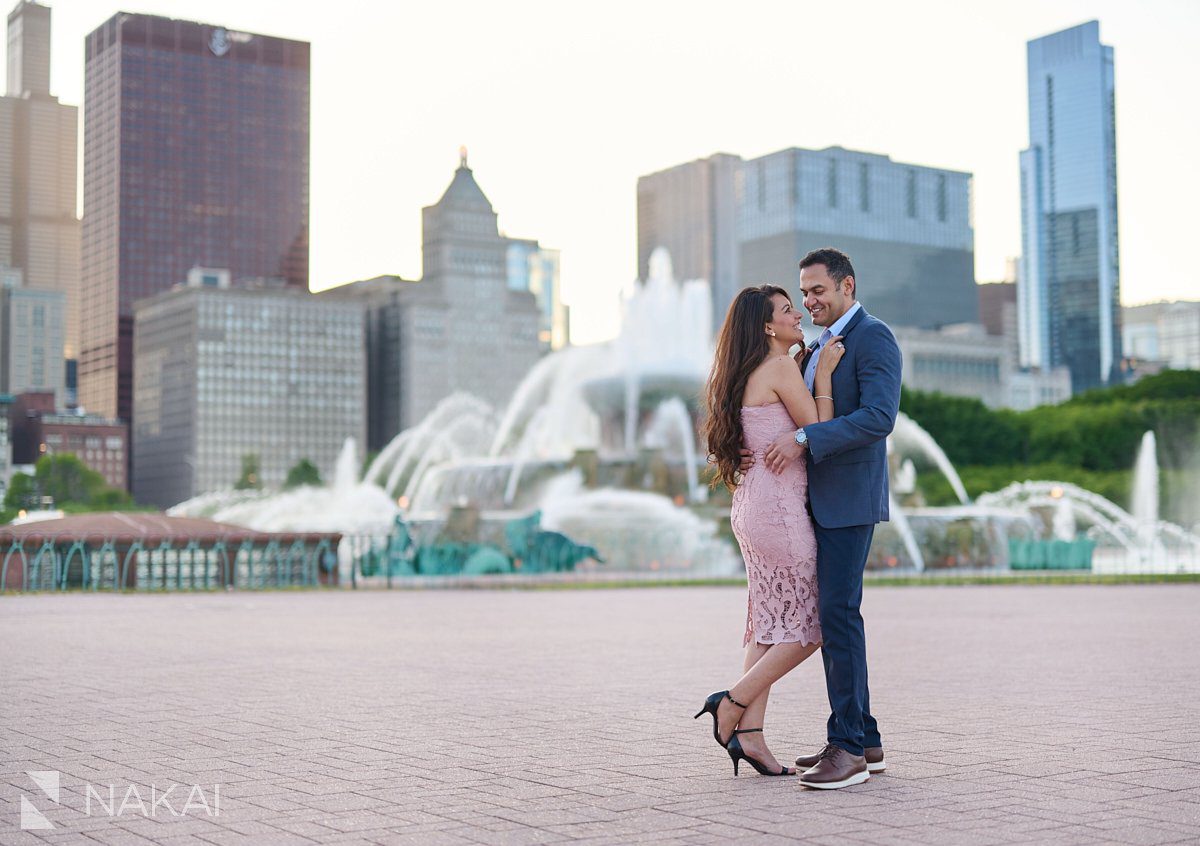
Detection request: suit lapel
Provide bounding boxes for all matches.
[839,306,868,339]
[829,308,867,395]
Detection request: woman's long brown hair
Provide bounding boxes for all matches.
[703,284,791,491]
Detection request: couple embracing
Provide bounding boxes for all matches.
[697,247,902,790]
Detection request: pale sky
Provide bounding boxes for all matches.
[14,0,1200,343]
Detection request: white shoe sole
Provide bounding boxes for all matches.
[867,761,886,773]
[800,770,870,790]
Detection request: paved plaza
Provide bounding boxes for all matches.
[2,584,1199,845]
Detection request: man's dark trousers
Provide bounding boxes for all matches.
[814,522,881,757]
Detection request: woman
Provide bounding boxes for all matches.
[695,284,844,776]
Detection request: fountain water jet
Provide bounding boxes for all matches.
[891,413,970,505]
[1132,431,1159,527]
[888,493,926,572]
[644,397,701,502]
[380,394,495,497]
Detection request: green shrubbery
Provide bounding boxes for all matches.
[284,458,323,489]
[1,454,140,523]
[901,370,1200,523]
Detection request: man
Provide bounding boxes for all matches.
[742,247,901,789]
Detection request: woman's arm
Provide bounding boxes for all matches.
[769,356,819,429]
[812,335,845,423]
[803,324,903,464]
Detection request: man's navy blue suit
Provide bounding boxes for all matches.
[802,305,902,757]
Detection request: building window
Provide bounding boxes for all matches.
[858,162,869,212]
[826,159,838,208]
[790,152,800,206]
[936,174,947,222]
[906,169,917,218]
[32,305,45,327]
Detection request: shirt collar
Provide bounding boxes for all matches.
[820,301,862,344]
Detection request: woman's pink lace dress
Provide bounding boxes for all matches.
[730,402,822,648]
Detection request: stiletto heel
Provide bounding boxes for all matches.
[726,729,794,777]
[694,690,748,748]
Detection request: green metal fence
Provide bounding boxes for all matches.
[0,535,339,592]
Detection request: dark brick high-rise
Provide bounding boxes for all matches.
[79,13,309,421]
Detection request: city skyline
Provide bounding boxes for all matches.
[4,0,1198,344]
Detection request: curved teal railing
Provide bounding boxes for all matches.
[0,532,342,593]
[0,515,618,593]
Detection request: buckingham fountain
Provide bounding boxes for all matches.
[171,250,1200,577]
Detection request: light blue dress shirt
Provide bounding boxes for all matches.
[804,301,862,392]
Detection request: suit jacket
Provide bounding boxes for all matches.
[803,307,902,529]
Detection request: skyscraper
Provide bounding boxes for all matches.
[321,152,542,440]
[80,13,310,421]
[404,151,541,427]
[132,280,365,508]
[738,147,977,330]
[0,267,65,405]
[0,1,79,370]
[507,238,568,351]
[1019,21,1121,393]
[637,147,977,332]
[637,153,740,331]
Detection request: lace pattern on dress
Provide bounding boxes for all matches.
[730,403,822,648]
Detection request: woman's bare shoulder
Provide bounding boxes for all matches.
[764,354,805,385]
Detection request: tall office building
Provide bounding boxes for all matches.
[80,13,310,421]
[315,274,416,452]
[0,1,79,367]
[322,152,542,438]
[131,281,364,508]
[637,153,740,330]
[507,239,568,351]
[0,266,65,405]
[637,147,977,332]
[1019,21,1121,393]
[738,147,977,330]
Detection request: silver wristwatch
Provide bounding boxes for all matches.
[794,428,808,447]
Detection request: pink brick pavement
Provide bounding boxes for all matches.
[1,585,1198,844]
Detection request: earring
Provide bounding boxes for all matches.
[768,330,776,337]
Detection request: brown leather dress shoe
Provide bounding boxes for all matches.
[798,744,870,789]
[796,745,885,773]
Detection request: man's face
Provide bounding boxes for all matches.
[800,264,855,328]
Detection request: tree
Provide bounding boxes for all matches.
[3,472,37,512]
[2,454,133,521]
[284,458,322,489]
[234,454,262,490]
[36,453,108,505]
[1070,369,1200,405]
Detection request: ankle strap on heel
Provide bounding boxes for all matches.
[725,692,749,709]
[732,728,762,735]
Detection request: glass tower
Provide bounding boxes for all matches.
[79,13,310,421]
[1019,21,1121,392]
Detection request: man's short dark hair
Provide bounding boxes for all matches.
[799,247,857,297]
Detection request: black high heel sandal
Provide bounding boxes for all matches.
[693,690,747,748]
[726,729,795,776]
